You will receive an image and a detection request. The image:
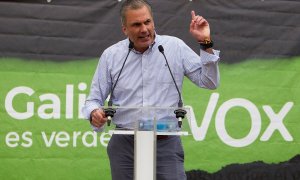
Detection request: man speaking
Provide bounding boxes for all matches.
[82,0,220,179]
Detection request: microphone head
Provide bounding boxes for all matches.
[129,41,134,49]
[158,45,164,53]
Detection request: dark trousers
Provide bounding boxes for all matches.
[107,134,187,180]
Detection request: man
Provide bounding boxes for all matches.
[82,0,220,179]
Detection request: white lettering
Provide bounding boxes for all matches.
[38,94,61,119]
[42,131,56,147]
[66,84,74,119]
[5,132,20,148]
[215,98,261,147]
[73,131,82,147]
[100,132,111,147]
[55,131,70,147]
[187,93,293,147]
[260,102,294,141]
[5,84,88,120]
[82,131,97,147]
[21,131,33,148]
[40,131,108,148]
[187,93,219,141]
[5,86,34,120]
[5,131,32,148]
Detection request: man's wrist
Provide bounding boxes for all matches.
[199,39,213,50]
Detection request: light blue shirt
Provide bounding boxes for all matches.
[82,34,220,131]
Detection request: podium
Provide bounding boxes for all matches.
[105,106,191,180]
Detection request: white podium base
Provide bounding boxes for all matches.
[135,131,156,180]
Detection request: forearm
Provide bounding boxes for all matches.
[200,49,220,89]
[187,49,220,89]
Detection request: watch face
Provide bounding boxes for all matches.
[203,39,211,44]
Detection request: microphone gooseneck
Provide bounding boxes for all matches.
[104,41,134,126]
[109,41,134,106]
[158,45,186,128]
[158,45,183,107]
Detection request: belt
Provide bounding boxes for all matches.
[157,135,169,140]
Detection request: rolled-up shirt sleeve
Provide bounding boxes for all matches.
[198,49,220,89]
[181,40,220,89]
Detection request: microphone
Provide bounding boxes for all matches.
[104,41,134,126]
[158,45,186,128]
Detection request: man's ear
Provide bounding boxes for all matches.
[122,25,127,36]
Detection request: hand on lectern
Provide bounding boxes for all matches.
[90,109,107,128]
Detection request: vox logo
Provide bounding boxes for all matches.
[187,93,294,147]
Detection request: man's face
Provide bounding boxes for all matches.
[122,6,155,53]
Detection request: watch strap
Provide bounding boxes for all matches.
[199,39,214,50]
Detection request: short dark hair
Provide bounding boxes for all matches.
[120,0,153,25]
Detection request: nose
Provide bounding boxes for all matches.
[140,24,147,33]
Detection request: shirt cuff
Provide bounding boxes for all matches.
[200,49,220,65]
[82,103,100,120]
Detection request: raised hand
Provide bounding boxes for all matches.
[189,10,211,42]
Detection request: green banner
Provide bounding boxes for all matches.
[1,57,300,179]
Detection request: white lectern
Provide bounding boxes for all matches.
[106,106,190,180]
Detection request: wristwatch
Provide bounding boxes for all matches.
[199,39,213,50]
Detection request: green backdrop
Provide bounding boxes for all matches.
[1,57,299,179]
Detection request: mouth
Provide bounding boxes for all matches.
[138,34,151,41]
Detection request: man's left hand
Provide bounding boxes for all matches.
[189,10,211,42]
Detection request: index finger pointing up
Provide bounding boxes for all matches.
[191,10,196,20]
